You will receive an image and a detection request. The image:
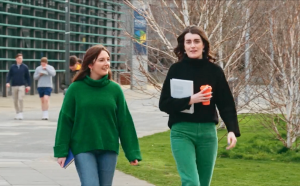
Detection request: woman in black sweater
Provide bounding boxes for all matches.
[159,25,240,186]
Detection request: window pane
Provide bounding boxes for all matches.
[7,4,19,24]
[70,5,76,12]
[35,31,43,48]
[58,53,64,59]
[0,35,4,46]
[48,52,56,59]
[23,0,32,5]
[7,4,18,13]
[35,0,44,7]
[7,50,16,59]
[58,34,64,40]
[36,51,45,59]
[58,42,64,50]
[0,13,3,24]
[80,7,86,14]
[22,8,32,26]
[70,44,76,51]
[58,14,65,30]
[48,13,55,29]
[22,29,31,48]
[47,1,55,8]
[70,15,77,32]
[7,29,18,47]
[48,33,55,49]
[89,36,94,43]
[22,51,33,60]
[35,11,44,27]
[70,35,76,42]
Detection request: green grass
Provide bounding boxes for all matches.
[217,114,300,161]
[116,114,300,186]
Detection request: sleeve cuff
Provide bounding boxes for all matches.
[53,144,69,158]
[181,97,192,110]
[224,119,240,137]
[125,150,142,162]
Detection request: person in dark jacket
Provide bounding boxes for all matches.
[159,25,240,186]
[60,55,81,93]
[6,53,31,120]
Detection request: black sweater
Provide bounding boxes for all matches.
[159,56,240,137]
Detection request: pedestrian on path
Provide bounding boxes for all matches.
[60,55,81,94]
[6,53,31,120]
[159,25,240,186]
[54,44,141,186]
[33,57,56,120]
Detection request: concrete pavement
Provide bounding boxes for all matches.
[0,86,169,186]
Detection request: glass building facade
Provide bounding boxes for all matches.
[0,0,125,96]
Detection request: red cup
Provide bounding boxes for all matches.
[200,85,212,105]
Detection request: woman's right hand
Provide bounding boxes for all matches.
[57,157,66,168]
[130,159,139,166]
[189,87,213,105]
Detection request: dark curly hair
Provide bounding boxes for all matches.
[174,25,216,62]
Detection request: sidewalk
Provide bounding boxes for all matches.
[0,86,169,186]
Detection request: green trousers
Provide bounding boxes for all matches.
[171,122,218,186]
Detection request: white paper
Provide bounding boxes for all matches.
[170,78,194,114]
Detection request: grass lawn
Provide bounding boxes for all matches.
[116,114,300,186]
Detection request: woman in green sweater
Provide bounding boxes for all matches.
[54,45,141,186]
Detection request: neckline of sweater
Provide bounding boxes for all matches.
[83,74,110,87]
[182,54,210,67]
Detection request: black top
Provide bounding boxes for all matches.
[6,64,31,86]
[159,55,240,137]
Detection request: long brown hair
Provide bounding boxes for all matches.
[72,45,113,82]
[174,25,216,62]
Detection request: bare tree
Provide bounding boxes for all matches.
[122,0,300,149]
[253,0,300,149]
[123,0,266,108]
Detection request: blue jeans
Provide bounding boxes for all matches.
[74,150,118,186]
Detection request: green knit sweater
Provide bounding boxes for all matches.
[53,75,142,162]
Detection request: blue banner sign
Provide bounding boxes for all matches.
[134,9,147,55]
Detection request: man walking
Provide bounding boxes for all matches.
[6,53,31,120]
[33,57,56,120]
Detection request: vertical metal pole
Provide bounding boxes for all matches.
[65,0,70,87]
[3,62,8,97]
[1,72,7,97]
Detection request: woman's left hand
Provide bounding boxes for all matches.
[226,132,237,150]
[130,159,139,166]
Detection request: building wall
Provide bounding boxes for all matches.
[0,0,125,96]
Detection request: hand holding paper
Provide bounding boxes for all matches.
[170,79,194,114]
